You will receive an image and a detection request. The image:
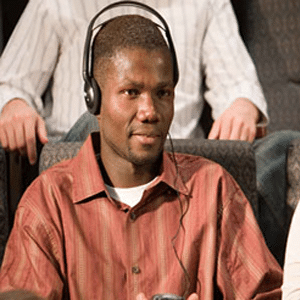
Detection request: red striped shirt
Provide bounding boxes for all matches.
[0,135,282,299]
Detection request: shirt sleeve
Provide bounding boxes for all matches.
[0,185,64,299]
[216,172,282,299]
[0,0,60,115]
[202,0,268,122]
[282,202,300,300]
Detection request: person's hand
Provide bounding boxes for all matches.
[136,293,198,300]
[208,98,260,143]
[0,98,48,165]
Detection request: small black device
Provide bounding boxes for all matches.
[151,293,185,300]
[82,0,179,115]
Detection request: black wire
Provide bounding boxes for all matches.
[167,133,192,299]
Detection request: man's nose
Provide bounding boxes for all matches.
[136,94,159,123]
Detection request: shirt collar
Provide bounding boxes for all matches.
[71,133,189,204]
[71,133,106,203]
[158,152,189,196]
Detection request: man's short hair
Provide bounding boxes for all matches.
[92,14,170,74]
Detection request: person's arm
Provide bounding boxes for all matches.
[282,202,300,299]
[216,172,282,299]
[0,0,59,163]
[0,192,64,298]
[202,0,268,142]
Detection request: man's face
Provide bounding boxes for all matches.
[95,47,174,167]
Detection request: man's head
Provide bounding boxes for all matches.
[92,15,175,181]
[92,14,176,87]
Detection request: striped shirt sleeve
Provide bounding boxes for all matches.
[0,0,60,115]
[202,0,268,121]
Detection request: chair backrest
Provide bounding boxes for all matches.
[39,138,258,218]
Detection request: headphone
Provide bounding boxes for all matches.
[82,0,179,115]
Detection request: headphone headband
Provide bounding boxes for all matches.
[83,1,179,115]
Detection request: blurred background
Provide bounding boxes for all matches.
[0,0,28,53]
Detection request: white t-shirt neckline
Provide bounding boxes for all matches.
[105,177,158,207]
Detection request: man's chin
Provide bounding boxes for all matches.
[128,149,163,166]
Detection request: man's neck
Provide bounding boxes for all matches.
[99,155,161,188]
[92,132,163,188]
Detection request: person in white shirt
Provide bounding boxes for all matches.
[0,0,267,165]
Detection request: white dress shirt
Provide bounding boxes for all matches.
[0,0,268,138]
[282,202,300,299]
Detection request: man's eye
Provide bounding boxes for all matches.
[124,89,139,97]
[157,89,172,98]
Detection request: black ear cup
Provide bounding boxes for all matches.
[82,0,179,115]
[84,77,101,115]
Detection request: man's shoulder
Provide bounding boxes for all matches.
[12,159,76,229]
[25,158,75,199]
[166,151,226,180]
[39,136,94,180]
[39,156,75,183]
[170,151,223,169]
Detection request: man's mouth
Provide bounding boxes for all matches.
[131,132,161,145]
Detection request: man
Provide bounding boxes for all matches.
[0,14,282,299]
[0,0,267,165]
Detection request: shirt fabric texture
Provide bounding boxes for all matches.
[0,134,282,299]
[282,201,300,299]
[0,0,268,138]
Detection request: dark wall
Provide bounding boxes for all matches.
[0,0,28,52]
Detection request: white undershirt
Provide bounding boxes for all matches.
[105,177,157,208]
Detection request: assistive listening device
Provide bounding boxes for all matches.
[83,0,179,115]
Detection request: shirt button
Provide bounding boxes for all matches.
[130,212,136,220]
[132,266,141,274]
